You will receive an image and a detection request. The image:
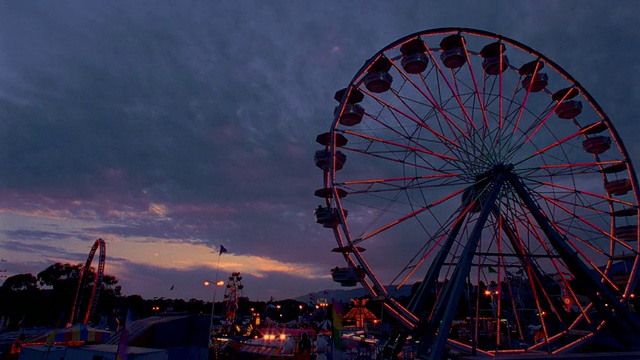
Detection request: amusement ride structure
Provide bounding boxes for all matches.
[70,238,106,325]
[223,272,244,330]
[314,28,640,359]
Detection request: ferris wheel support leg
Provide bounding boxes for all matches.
[416,170,509,360]
[510,176,640,349]
[381,212,468,360]
[409,211,467,315]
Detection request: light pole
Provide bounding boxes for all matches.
[207,244,228,348]
[205,280,225,346]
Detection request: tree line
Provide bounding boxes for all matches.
[0,262,121,329]
[0,262,316,331]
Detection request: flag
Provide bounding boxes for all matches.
[488,267,498,273]
[219,245,228,255]
[331,300,344,351]
[116,310,133,360]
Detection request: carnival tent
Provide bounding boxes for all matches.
[24,324,112,345]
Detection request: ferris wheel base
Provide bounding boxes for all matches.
[456,352,640,360]
[415,332,640,359]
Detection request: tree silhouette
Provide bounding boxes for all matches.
[0,273,44,328]
[0,273,37,292]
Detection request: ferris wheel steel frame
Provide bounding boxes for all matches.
[223,272,243,330]
[71,238,106,325]
[315,28,640,359]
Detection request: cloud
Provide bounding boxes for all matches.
[1,1,639,302]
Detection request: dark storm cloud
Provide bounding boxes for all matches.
[1,229,73,242]
[0,1,338,204]
[1,1,640,299]
[2,239,78,259]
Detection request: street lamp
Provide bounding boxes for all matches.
[204,279,225,346]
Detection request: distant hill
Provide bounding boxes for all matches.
[294,284,413,304]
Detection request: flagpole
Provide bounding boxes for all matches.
[209,245,225,348]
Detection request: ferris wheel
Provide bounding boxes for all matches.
[314,28,640,358]
[223,272,243,327]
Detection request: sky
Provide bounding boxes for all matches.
[1,1,640,302]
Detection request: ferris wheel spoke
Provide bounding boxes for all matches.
[504,100,556,151]
[342,129,460,164]
[338,175,467,198]
[477,79,508,150]
[524,207,616,306]
[519,160,626,178]
[388,60,472,145]
[351,187,466,245]
[518,210,603,325]
[550,225,621,290]
[340,173,462,187]
[536,191,611,219]
[508,89,584,162]
[496,94,538,158]
[417,74,473,143]
[535,180,634,207]
[565,240,623,291]
[342,145,462,175]
[392,233,443,290]
[532,191,636,254]
[496,205,564,322]
[423,46,478,131]
[511,61,543,134]
[503,208,580,341]
[505,107,558,160]
[503,218,556,311]
[340,180,468,199]
[460,37,490,129]
[497,49,506,133]
[513,122,609,167]
[349,111,472,169]
[361,89,462,149]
